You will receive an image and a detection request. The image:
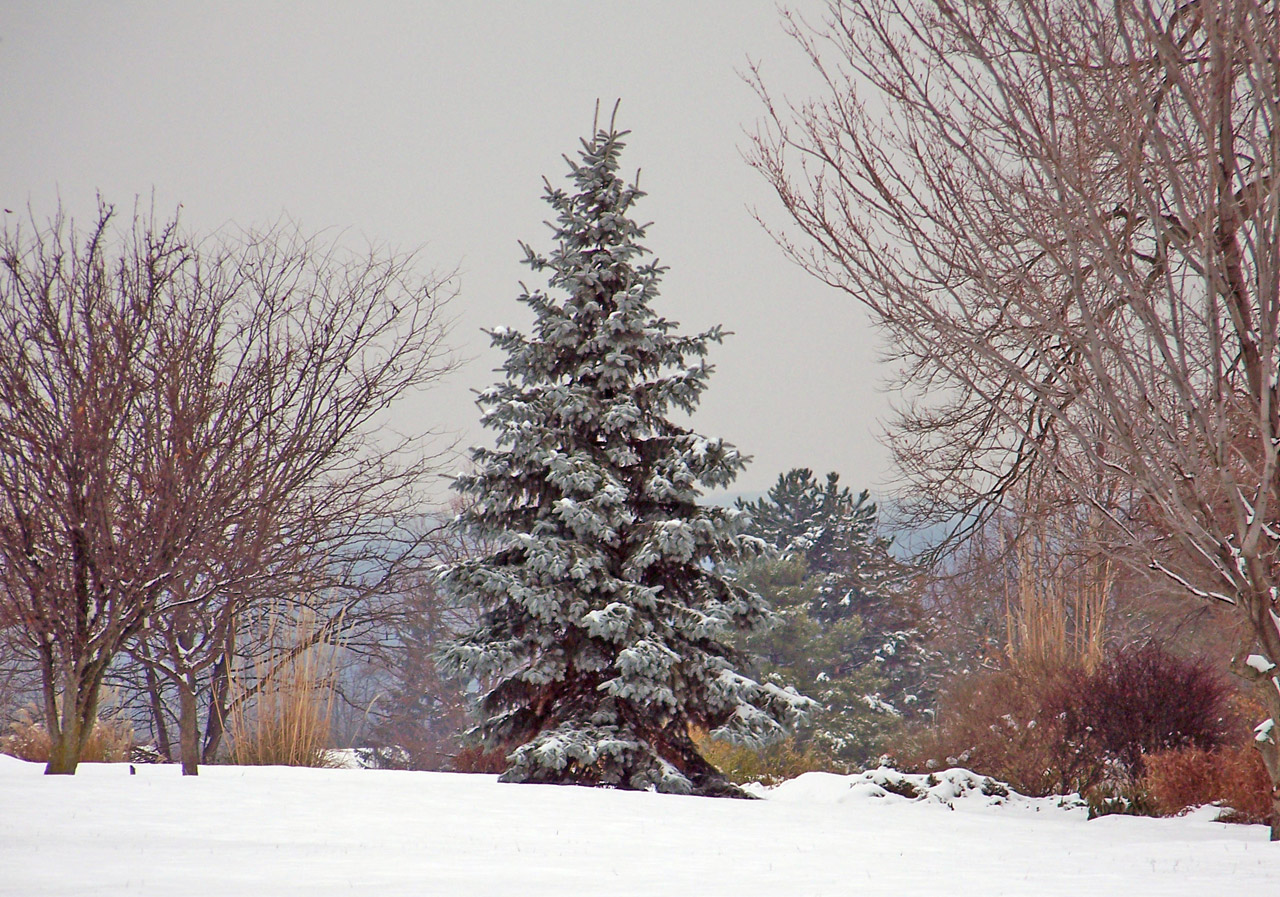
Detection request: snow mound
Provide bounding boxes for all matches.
[751,766,1087,814]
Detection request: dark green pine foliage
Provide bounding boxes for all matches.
[735,556,895,766]
[739,469,934,719]
[441,123,811,797]
[741,470,886,619]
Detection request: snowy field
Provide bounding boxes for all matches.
[1,755,1276,896]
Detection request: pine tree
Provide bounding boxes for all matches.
[739,469,871,581]
[739,469,935,718]
[735,555,896,767]
[440,118,810,797]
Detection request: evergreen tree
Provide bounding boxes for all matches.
[441,119,810,797]
[739,469,934,717]
[735,555,897,766]
[364,574,472,770]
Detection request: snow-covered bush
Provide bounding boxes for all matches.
[754,766,1087,815]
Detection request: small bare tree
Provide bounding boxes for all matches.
[0,203,455,774]
[750,0,1280,835]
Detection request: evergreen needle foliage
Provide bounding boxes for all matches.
[738,470,933,736]
[441,117,812,797]
[735,555,897,767]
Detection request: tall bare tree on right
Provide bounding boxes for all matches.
[750,0,1280,836]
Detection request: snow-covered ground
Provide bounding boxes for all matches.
[1,755,1276,896]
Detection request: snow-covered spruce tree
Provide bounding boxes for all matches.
[440,122,811,797]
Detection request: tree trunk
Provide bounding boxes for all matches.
[43,659,104,775]
[1256,692,1280,841]
[202,646,233,764]
[1258,735,1280,841]
[37,648,65,771]
[43,718,84,775]
[178,677,200,776]
[1268,765,1279,843]
[142,655,173,760]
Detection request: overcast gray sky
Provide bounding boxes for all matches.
[1,1,892,501]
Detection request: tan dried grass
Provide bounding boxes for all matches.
[1,701,134,764]
[227,611,340,768]
[1004,516,1111,674]
[1143,745,1272,824]
[692,728,845,786]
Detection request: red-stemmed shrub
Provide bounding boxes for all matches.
[1056,644,1233,775]
[902,643,1235,799]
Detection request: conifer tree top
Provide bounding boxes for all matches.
[476,121,725,433]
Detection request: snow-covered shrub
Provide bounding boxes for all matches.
[1082,778,1160,819]
[756,766,1088,814]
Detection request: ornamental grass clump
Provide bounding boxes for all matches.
[228,613,339,768]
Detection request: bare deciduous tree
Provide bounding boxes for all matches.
[749,0,1280,836]
[0,203,455,774]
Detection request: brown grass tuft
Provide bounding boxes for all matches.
[1143,745,1272,824]
[693,729,846,786]
[1,703,134,764]
[228,612,340,768]
[450,743,509,774]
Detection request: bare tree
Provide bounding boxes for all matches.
[0,203,455,774]
[749,0,1280,836]
[345,565,474,769]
